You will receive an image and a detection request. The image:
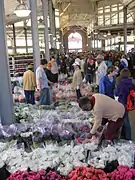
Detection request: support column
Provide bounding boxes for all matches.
[0,0,13,125]
[88,37,91,52]
[48,0,54,48]
[42,0,50,60]
[93,35,96,50]
[12,24,17,54]
[102,39,105,50]
[134,38,135,51]
[97,37,99,49]
[133,18,135,51]
[29,0,40,69]
[52,7,56,48]
[63,33,68,53]
[124,6,127,54]
[24,22,28,53]
[24,27,28,53]
[60,30,64,53]
[110,39,112,50]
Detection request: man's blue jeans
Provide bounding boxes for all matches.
[123,111,131,140]
[40,88,50,105]
[24,90,35,105]
[86,73,93,84]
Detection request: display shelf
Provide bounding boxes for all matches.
[8,57,14,77]
[8,55,34,77]
[8,54,44,77]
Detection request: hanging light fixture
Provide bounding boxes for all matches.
[107,31,111,36]
[103,33,107,37]
[117,32,121,42]
[14,0,31,18]
[130,30,135,39]
[93,30,98,35]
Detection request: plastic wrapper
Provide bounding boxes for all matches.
[0,140,135,176]
[88,140,135,169]
[52,82,92,100]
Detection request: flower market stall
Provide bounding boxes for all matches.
[12,75,93,103]
[0,101,135,179]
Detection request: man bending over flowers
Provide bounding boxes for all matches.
[79,94,125,141]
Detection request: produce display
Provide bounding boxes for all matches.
[0,101,135,180]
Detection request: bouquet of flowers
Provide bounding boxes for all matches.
[68,166,109,180]
[110,166,135,180]
[8,168,67,180]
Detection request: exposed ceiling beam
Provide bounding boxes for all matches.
[60,2,71,16]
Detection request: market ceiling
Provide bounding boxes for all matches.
[4,0,42,24]
[4,0,135,28]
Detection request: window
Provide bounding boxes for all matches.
[8,49,13,54]
[116,36,123,43]
[119,12,123,23]
[111,4,118,12]
[107,39,111,46]
[111,38,115,44]
[17,49,27,54]
[98,7,103,14]
[119,4,123,10]
[104,6,110,13]
[55,9,59,16]
[105,14,110,25]
[92,40,95,48]
[94,40,101,48]
[48,16,50,27]
[98,40,101,48]
[98,15,103,25]
[105,40,108,47]
[127,36,134,42]
[15,21,23,27]
[27,19,31,26]
[56,42,60,49]
[27,39,32,46]
[55,16,60,28]
[111,13,118,24]
[68,32,82,50]
[16,38,26,46]
[127,12,133,23]
[7,40,11,46]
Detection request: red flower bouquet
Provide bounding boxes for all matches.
[8,169,66,180]
[68,166,109,180]
[110,166,135,180]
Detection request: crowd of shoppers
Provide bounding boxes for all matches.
[22,57,59,106]
[21,50,135,142]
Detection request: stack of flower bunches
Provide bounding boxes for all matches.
[110,166,135,180]
[68,166,109,180]
[7,169,67,180]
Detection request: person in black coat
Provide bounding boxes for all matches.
[44,62,53,84]
[60,58,67,74]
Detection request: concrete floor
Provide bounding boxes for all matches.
[129,111,135,141]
